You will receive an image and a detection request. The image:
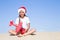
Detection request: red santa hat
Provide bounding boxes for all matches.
[18,6,27,13]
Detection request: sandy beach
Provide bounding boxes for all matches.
[0,32,60,40]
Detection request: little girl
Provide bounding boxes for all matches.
[9,6,36,37]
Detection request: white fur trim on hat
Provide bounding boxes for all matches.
[18,8,25,13]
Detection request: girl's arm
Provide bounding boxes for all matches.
[25,23,30,32]
[13,24,18,27]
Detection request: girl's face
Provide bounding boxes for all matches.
[19,10,25,18]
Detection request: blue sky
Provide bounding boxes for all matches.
[0,0,60,33]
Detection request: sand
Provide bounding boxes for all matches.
[0,32,60,40]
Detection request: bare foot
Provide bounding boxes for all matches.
[17,34,24,37]
[23,34,27,36]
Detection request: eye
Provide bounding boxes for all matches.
[22,12,24,13]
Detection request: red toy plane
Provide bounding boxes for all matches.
[9,20,25,34]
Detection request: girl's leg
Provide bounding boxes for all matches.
[9,30,16,35]
[23,28,36,36]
